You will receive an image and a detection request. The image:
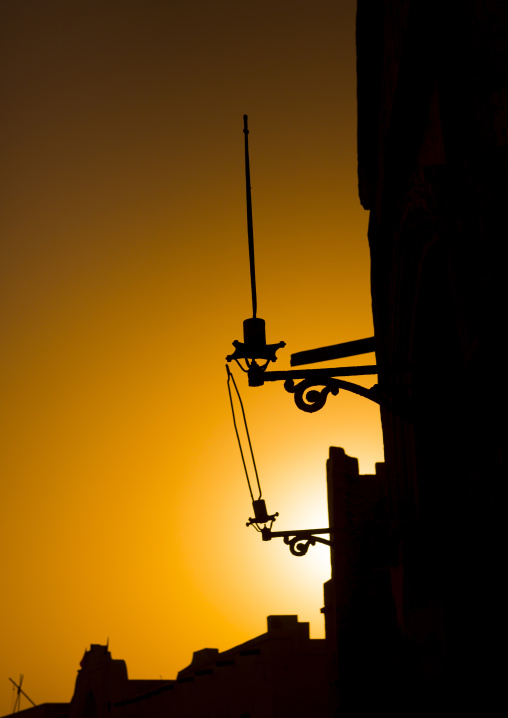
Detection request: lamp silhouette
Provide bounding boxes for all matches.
[227,365,333,556]
[226,116,386,413]
[226,115,285,386]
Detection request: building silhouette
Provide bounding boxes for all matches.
[354,0,507,714]
[2,612,334,717]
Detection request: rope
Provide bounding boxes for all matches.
[226,365,262,501]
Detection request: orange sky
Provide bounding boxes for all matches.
[0,1,383,713]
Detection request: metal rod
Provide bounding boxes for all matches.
[261,365,378,382]
[290,337,376,366]
[268,528,332,538]
[243,115,257,318]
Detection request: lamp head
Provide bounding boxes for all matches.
[227,317,286,382]
[246,498,278,531]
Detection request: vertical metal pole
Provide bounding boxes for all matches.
[243,115,257,319]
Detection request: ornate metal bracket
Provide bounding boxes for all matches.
[260,527,334,556]
[247,364,381,413]
[225,334,395,414]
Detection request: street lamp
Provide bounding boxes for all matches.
[227,365,333,556]
[226,116,382,414]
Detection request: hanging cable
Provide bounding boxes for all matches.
[226,365,262,501]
